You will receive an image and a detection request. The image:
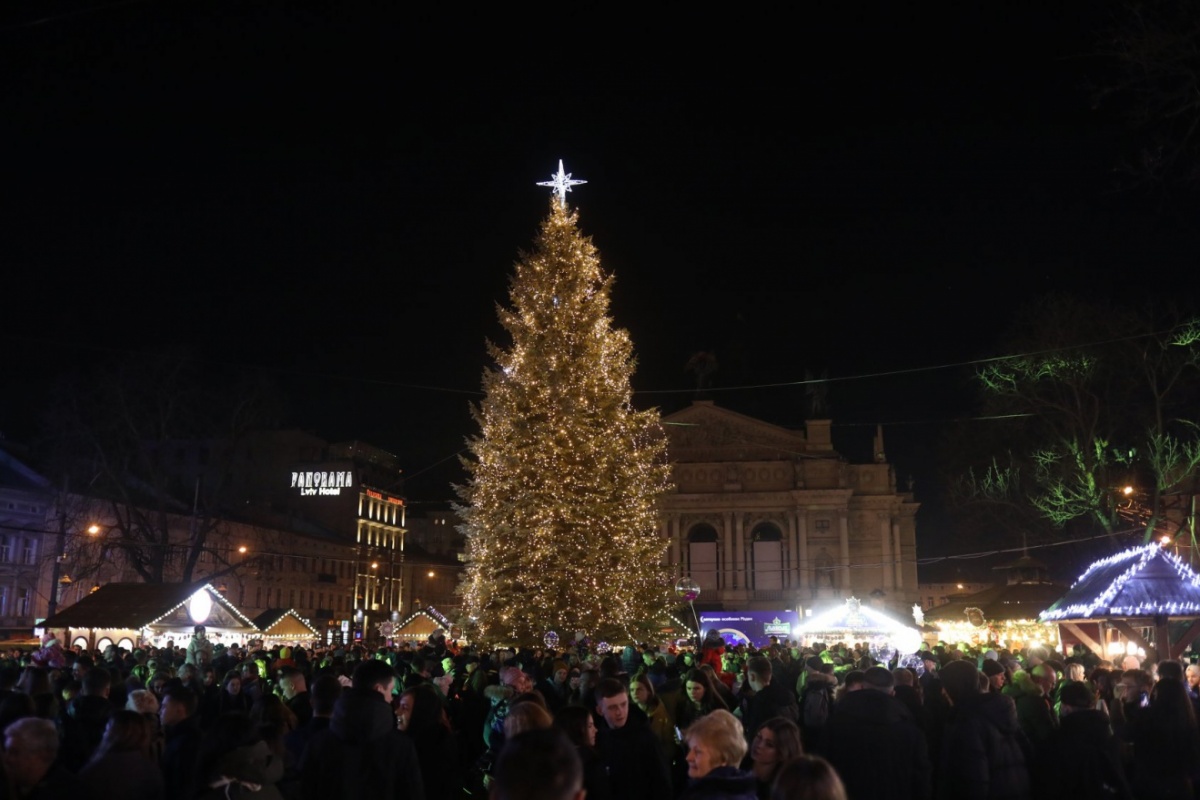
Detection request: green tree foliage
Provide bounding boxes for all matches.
[457,199,673,645]
[949,297,1200,547]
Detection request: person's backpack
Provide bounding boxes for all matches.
[800,682,832,729]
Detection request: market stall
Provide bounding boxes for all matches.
[39,582,259,652]
[253,608,320,646]
[794,596,923,655]
[388,606,463,643]
[925,555,1064,651]
[1041,541,1200,662]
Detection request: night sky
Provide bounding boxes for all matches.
[3,4,1198,567]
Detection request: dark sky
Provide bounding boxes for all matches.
[3,3,1198,561]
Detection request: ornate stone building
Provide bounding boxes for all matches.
[660,401,919,616]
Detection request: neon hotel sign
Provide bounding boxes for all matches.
[291,470,354,496]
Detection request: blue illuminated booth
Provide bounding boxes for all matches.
[1040,543,1200,662]
[39,582,259,653]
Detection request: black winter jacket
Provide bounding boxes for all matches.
[824,689,932,800]
[936,692,1030,800]
[300,687,425,800]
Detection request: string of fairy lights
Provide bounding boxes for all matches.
[459,196,674,643]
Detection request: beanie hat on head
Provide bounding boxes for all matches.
[552,659,569,674]
[1059,681,1094,710]
[500,666,524,686]
[981,659,1005,677]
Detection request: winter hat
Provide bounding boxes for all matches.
[552,659,569,674]
[500,666,525,687]
[280,647,292,659]
[983,649,998,661]
[1059,681,1094,710]
[805,656,825,671]
[981,659,1005,677]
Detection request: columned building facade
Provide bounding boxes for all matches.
[660,402,919,617]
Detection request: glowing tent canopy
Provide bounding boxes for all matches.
[795,597,923,655]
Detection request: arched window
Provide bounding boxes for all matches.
[117,637,135,652]
[686,524,720,591]
[95,637,114,652]
[72,636,89,650]
[750,522,783,591]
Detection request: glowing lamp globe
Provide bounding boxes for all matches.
[544,631,560,649]
[596,641,611,655]
[674,577,701,603]
[188,590,212,625]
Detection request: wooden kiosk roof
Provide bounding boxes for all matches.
[1041,543,1200,622]
[1040,542,1200,661]
[41,582,258,633]
[252,608,319,638]
[927,581,1065,622]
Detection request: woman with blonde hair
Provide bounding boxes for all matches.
[680,709,757,800]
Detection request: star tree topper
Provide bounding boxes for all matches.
[537,159,587,207]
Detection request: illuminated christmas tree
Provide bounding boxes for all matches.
[457,163,672,645]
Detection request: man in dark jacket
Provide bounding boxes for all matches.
[824,666,932,800]
[1032,681,1132,800]
[595,678,671,800]
[160,686,203,800]
[1002,668,1055,747]
[279,666,313,727]
[3,717,83,798]
[938,660,1031,800]
[60,666,114,771]
[743,656,798,739]
[300,659,425,800]
[284,673,340,767]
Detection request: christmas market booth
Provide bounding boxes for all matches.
[39,582,258,652]
[387,606,464,644]
[252,608,320,646]
[924,555,1065,651]
[1040,542,1200,662]
[794,596,923,656]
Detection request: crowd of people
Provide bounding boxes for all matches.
[2,623,1199,799]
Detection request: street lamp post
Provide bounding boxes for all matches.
[675,576,701,651]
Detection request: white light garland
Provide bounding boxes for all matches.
[1040,542,1200,621]
[259,608,318,637]
[146,584,259,630]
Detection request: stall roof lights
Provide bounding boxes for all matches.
[1041,542,1200,621]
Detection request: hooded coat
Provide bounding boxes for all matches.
[300,687,426,800]
[937,692,1031,800]
[824,688,932,800]
[1032,708,1132,800]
